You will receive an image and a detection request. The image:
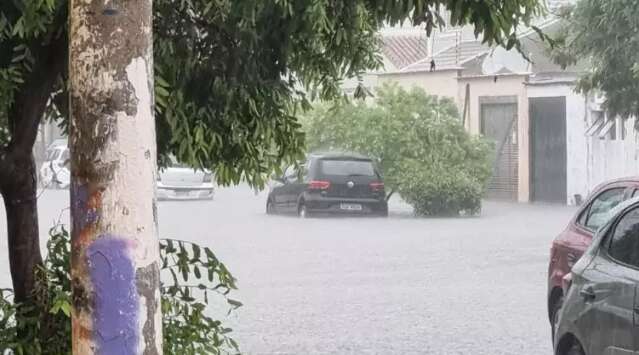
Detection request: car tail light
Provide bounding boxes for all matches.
[370,182,385,192]
[308,180,330,190]
[203,173,213,183]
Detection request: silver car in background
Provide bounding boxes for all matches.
[39,144,70,189]
[157,158,214,200]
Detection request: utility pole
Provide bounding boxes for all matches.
[69,0,162,354]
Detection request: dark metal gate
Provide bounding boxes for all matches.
[480,100,518,200]
[529,97,567,203]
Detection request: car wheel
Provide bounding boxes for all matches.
[550,295,564,343]
[266,199,276,215]
[565,343,584,355]
[298,203,308,218]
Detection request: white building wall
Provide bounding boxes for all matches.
[528,83,639,204]
[586,117,639,191]
[378,70,461,100]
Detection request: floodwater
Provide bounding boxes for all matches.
[0,185,575,354]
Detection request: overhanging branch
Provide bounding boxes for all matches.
[9,32,67,155]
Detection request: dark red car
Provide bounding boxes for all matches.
[547,177,639,339]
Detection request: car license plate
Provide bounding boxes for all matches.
[340,203,362,211]
[176,190,190,196]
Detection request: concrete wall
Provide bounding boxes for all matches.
[342,73,380,95]
[377,70,460,100]
[457,74,530,202]
[585,117,639,195]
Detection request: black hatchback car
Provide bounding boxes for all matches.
[554,196,639,355]
[266,153,388,217]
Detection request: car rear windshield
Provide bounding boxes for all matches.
[320,159,376,176]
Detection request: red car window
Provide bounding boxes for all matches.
[579,188,626,231]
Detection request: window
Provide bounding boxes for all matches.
[608,118,617,140]
[608,207,639,268]
[168,155,190,168]
[61,149,69,162]
[320,159,375,176]
[586,111,604,137]
[284,165,297,182]
[284,163,306,183]
[579,188,626,230]
[47,149,61,161]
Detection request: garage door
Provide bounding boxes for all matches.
[481,101,519,200]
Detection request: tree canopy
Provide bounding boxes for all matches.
[1,0,546,187]
[553,0,639,122]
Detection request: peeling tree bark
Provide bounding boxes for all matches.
[69,0,162,354]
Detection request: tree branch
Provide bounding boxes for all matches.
[9,32,67,155]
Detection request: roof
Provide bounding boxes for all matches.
[546,0,574,11]
[309,151,373,161]
[381,34,430,70]
[400,40,490,73]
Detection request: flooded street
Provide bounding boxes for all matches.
[0,186,575,354]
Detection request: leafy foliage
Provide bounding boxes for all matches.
[0,0,545,187]
[0,225,70,355]
[0,0,544,347]
[303,83,493,216]
[552,0,639,122]
[0,225,241,355]
[161,239,241,354]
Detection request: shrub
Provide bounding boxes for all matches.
[0,225,241,355]
[398,162,486,216]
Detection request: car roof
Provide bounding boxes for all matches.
[590,176,639,195]
[48,138,68,148]
[600,176,639,185]
[308,151,372,161]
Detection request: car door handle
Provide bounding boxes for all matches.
[580,286,596,301]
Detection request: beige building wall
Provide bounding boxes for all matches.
[457,74,531,202]
[377,70,461,100]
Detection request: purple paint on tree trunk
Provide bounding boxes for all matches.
[71,181,98,231]
[88,236,139,354]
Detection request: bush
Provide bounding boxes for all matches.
[398,163,485,216]
[303,83,493,216]
[0,225,241,355]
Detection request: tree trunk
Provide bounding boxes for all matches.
[0,151,42,304]
[1,8,67,307]
[69,0,161,354]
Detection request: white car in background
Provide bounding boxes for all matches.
[157,157,214,200]
[39,145,70,189]
[38,145,213,200]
